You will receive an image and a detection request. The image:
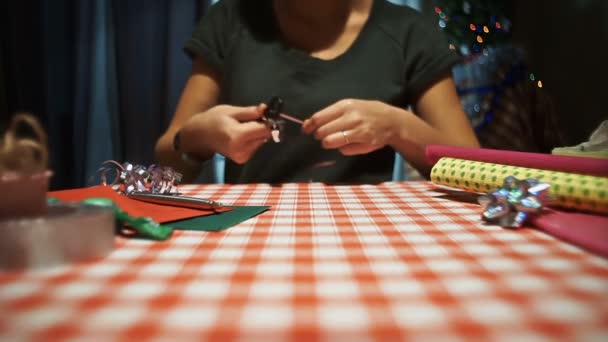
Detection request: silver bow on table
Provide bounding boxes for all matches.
[97,160,182,195]
[478,176,550,228]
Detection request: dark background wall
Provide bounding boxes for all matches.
[420,0,607,145]
[510,0,608,145]
[2,0,606,189]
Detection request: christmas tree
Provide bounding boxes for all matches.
[431,0,563,153]
[432,0,512,55]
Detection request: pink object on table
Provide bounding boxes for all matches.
[426,145,608,177]
[531,210,608,258]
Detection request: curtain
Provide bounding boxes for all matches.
[0,46,8,132]
[2,0,204,190]
[74,0,121,188]
[0,29,7,130]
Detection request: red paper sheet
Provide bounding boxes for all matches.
[48,185,230,223]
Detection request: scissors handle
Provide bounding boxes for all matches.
[264,96,284,120]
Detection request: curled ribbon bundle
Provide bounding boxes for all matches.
[98,160,182,195]
[0,113,48,175]
[478,176,550,227]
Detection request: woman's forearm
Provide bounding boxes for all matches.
[154,128,211,183]
[389,107,479,177]
[154,58,222,182]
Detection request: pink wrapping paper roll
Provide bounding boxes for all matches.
[426,145,608,177]
[531,210,608,258]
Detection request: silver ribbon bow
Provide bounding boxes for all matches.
[478,176,550,227]
[98,160,182,195]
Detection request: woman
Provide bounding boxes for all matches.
[155,0,479,183]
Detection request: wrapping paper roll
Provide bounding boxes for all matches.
[425,145,608,177]
[431,157,608,214]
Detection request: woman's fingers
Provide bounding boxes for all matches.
[222,119,271,164]
[313,115,359,140]
[302,100,351,134]
[230,105,264,122]
[231,137,268,164]
[321,129,383,156]
[321,130,356,149]
[257,103,267,114]
[338,143,381,156]
[238,121,271,141]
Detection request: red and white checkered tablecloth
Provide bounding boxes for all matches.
[1,182,607,342]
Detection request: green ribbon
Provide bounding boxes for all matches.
[47,197,173,240]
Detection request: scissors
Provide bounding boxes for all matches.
[128,192,223,211]
[261,96,304,143]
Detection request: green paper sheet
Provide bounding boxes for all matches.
[167,206,270,232]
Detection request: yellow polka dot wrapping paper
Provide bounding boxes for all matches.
[430,157,608,214]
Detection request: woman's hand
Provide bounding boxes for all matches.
[302,99,402,156]
[301,76,479,178]
[180,104,271,164]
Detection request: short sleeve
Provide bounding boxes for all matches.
[403,17,462,103]
[184,0,236,72]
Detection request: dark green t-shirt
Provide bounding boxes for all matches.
[185,0,460,184]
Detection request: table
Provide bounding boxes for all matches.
[1,182,607,341]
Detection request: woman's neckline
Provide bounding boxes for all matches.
[272,0,380,65]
